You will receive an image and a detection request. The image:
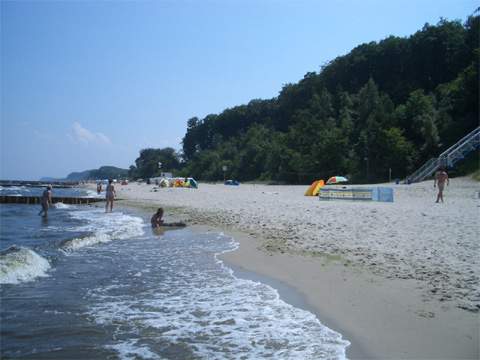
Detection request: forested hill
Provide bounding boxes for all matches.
[181,15,479,183]
[66,166,128,181]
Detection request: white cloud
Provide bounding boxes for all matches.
[70,122,111,145]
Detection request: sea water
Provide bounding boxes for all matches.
[0,186,350,359]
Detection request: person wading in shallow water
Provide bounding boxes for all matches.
[434,167,449,203]
[105,179,116,212]
[38,185,52,217]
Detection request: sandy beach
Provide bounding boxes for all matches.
[104,178,479,359]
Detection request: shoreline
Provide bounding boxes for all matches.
[91,180,479,359]
[210,226,368,359]
[217,227,477,360]
[191,224,366,358]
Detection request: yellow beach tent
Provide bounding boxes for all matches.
[304,180,319,196]
[304,180,325,196]
[312,180,325,195]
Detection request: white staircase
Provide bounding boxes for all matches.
[407,126,480,183]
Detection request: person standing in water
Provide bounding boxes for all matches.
[38,185,52,217]
[434,167,449,203]
[105,179,116,212]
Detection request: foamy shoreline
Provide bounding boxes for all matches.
[89,179,479,359]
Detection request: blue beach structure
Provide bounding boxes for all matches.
[319,186,394,202]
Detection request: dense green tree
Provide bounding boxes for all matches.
[177,15,478,183]
[133,148,181,179]
[399,90,440,161]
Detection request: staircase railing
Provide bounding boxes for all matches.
[407,126,480,183]
[441,126,480,168]
[407,158,438,183]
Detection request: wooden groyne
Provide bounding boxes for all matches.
[0,180,79,189]
[0,196,104,205]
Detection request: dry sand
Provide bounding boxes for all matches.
[103,178,479,359]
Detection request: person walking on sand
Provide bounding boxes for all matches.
[38,185,52,217]
[105,179,116,212]
[434,167,449,203]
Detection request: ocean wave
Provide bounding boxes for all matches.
[0,246,51,284]
[0,186,29,193]
[83,189,103,198]
[62,210,144,251]
[88,232,350,359]
[54,202,71,209]
[106,340,162,360]
[1,186,26,191]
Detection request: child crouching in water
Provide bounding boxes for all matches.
[151,208,164,228]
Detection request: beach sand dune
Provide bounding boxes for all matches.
[105,178,479,359]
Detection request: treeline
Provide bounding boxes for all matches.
[131,15,479,183]
[128,148,181,180]
[67,166,129,180]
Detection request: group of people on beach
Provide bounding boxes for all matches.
[37,179,117,218]
[37,180,172,230]
[38,169,450,220]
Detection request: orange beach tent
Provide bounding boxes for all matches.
[304,180,325,196]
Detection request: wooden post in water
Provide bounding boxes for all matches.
[0,196,106,205]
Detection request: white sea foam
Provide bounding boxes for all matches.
[1,186,24,191]
[106,340,162,360]
[84,189,102,198]
[62,210,144,251]
[0,246,51,284]
[54,202,71,209]
[88,232,350,359]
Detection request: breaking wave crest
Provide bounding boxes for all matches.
[0,246,51,284]
[54,202,71,209]
[62,210,144,251]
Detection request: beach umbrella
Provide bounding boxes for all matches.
[326,176,348,184]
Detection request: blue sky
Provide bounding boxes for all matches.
[1,0,476,180]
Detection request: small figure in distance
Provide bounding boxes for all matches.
[38,185,52,218]
[96,182,102,194]
[105,179,116,212]
[151,208,164,228]
[434,167,449,203]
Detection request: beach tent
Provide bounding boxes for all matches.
[183,178,198,188]
[312,180,325,196]
[188,178,198,188]
[159,178,169,187]
[305,180,319,196]
[225,180,240,186]
[173,179,183,187]
[304,180,324,196]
